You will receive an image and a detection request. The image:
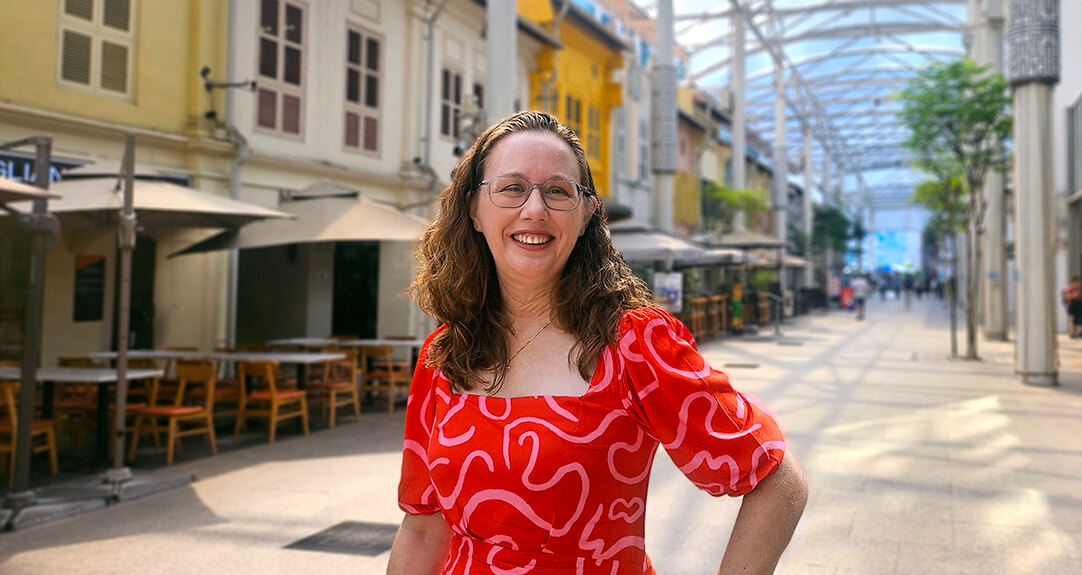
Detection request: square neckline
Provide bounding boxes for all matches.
[450,349,608,401]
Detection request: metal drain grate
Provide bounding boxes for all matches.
[285,521,398,556]
[723,363,761,369]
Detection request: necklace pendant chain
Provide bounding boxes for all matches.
[507,319,552,368]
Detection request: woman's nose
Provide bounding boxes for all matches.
[520,185,550,218]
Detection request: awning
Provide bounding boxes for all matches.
[0,176,61,204]
[6,177,292,228]
[710,229,790,249]
[169,194,431,256]
[750,249,811,268]
[609,221,714,264]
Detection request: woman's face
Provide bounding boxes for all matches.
[470,130,596,292]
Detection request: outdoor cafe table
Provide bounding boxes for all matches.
[89,350,346,390]
[265,337,339,349]
[338,338,426,372]
[0,366,164,464]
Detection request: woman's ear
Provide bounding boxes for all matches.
[469,192,481,230]
[580,195,598,236]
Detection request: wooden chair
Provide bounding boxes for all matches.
[306,348,360,428]
[54,355,102,453]
[233,360,308,443]
[0,381,58,489]
[360,346,411,413]
[128,359,217,465]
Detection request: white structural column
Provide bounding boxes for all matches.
[981,0,1008,340]
[836,165,845,203]
[486,0,517,120]
[773,64,788,242]
[731,4,747,231]
[652,0,676,232]
[1008,0,1058,385]
[802,127,814,285]
[822,151,831,202]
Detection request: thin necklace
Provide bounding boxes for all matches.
[506,319,552,369]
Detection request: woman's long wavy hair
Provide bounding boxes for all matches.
[409,111,652,394]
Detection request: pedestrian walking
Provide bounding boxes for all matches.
[852,274,869,320]
[903,274,914,310]
[1062,276,1082,338]
[387,111,808,575]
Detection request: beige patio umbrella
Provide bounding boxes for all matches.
[170,192,430,256]
[0,175,61,204]
[8,178,293,228]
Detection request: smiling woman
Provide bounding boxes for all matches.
[388,111,807,575]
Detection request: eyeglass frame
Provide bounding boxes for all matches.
[476,175,595,211]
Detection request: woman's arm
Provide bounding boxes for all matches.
[718,451,809,575]
[386,512,453,575]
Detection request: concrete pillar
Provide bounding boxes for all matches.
[1008,0,1059,386]
[773,64,788,241]
[486,0,517,120]
[981,0,1008,340]
[822,151,831,202]
[836,165,845,204]
[651,0,676,232]
[731,3,747,231]
[802,127,814,286]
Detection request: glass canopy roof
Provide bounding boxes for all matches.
[635,0,969,209]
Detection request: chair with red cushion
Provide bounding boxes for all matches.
[233,360,308,443]
[128,359,217,465]
[360,346,411,413]
[307,348,360,428]
[0,381,58,489]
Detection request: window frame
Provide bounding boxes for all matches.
[254,0,308,140]
[439,66,464,140]
[343,23,383,156]
[56,0,136,100]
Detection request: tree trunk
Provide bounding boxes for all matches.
[965,222,979,359]
[949,236,959,357]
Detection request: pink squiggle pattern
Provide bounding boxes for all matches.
[677,451,739,492]
[432,450,495,508]
[660,391,762,449]
[607,427,653,484]
[607,497,645,523]
[517,431,588,537]
[641,318,712,379]
[438,395,477,447]
[479,396,512,420]
[589,348,616,394]
[543,396,579,422]
[578,504,646,564]
[502,411,625,467]
[749,440,787,488]
[461,489,554,533]
[486,535,537,575]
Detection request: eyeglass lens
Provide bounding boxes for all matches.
[487,176,581,210]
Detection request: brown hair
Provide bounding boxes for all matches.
[409,111,652,393]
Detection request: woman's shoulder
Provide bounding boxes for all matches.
[617,306,685,335]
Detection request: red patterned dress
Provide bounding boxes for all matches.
[399,307,786,574]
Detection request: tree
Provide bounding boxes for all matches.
[700,181,769,234]
[850,219,867,270]
[912,172,968,356]
[811,203,851,277]
[896,58,1011,359]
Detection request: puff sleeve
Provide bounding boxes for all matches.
[397,329,443,515]
[617,307,786,497]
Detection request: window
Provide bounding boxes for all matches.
[256,0,306,136]
[440,68,462,138]
[565,95,582,137]
[586,105,600,159]
[639,118,650,181]
[472,81,484,112]
[613,108,625,179]
[344,26,381,153]
[628,64,642,101]
[58,0,134,97]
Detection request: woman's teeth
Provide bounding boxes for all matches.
[513,234,551,245]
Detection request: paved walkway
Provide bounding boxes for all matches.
[1,297,1081,574]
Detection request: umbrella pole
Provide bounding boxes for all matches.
[3,137,54,516]
[104,134,136,492]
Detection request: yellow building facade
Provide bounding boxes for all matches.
[0,0,234,363]
[518,0,624,199]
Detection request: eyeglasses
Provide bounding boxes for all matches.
[478,175,592,211]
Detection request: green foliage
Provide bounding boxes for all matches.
[911,173,968,230]
[700,181,769,233]
[812,203,851,254]
[896,58,1011,200]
